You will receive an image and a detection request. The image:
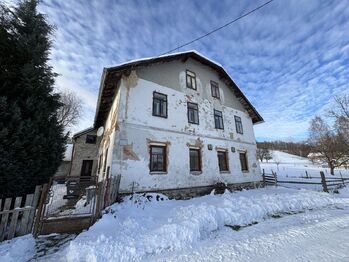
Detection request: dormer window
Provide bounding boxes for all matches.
[211,81,220,99]
[186,70,197,90]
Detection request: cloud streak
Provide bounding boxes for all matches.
[37,0,349,140]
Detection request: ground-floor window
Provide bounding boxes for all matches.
[189,148,201,172]
[150,145,167,172]
[217,150,229,171]
[239,152,248,171]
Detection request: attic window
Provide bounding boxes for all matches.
[186,70,197,90]
[86,135,97,144]
[211,81,220,99]
[234,116,243,134]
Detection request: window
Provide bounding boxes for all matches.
[189,148,201,172]
[186,70,197,90]
[187,102,199,124]
[150,145,167,172]
[235,116,243,134]
[217,151,229,172]
[214,109,224,129]
[86,135,97,144]
[152,92,167,118]
[239,152,248,171]
[211,81,220,99]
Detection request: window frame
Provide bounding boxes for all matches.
[217,150,229,172]
[186,70,197,90]
[189,148,201,172]
[187,102,199,125]
[152,91,168,118]
[239,152,249,172]
[235,115,243,134]
[85,135,97,144]
[149,145,167,172]
[210,81,220,99]
[214,109,224,130]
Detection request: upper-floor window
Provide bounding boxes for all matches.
[239,152,248,171]
[217,150,229,172]
[186,70,197,90]
[150,145,167,172]
[152,92,167,118]
[86,135,97,144]
[189,148,201,172]
[211,81,220,99]
[235,116,243,134]
[214,109,224,129]
[187,102,199,124]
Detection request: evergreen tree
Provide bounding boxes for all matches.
[0,0,66,197]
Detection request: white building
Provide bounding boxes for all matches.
[93,51,264,198]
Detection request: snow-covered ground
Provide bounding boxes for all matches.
[260,151,349,191]
[1,186,349,261]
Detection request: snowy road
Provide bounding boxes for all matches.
[151,206,349,262]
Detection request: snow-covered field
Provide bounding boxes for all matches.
[260,151,349,191]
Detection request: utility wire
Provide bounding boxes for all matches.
[159,0,274,56]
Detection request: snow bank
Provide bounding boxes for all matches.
[56,188,348,261]
[0,234,35,262]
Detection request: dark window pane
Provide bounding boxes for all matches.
[150,146,166,172]
[214,110,224,129]
[218,151,228,171]
[188,103,199,124]
[235,116,243,134]
[153,92,167,117]
[239,152,248,171]
[86,135,97,144]
[186,70,197,90]
[211,81,220,98]
[189,149,201,171]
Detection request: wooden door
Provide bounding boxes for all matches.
[81,160,93,176]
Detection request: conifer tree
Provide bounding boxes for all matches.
[0,0,66,197]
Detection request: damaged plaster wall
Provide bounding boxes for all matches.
[104,59,261,193]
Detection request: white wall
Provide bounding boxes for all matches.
[104,63,261,193]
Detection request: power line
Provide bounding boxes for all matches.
[159,0,275,56]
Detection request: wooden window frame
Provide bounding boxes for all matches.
[189,148,201,172]
[152,91,168,118]
[187,102,199,125]
[235,115,243,134]
[149,145,167,172]
[214,109,224,130]
[239,152,249,172]
[217,150,229,172]
[210,81,220,99]
[186,70,197,90]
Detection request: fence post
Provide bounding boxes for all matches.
[305,170,309,179]
[320,171,328,193]
[272,171,277,186]
[33,183,48,237]
[339,171,345,186]
[262,169,266,186]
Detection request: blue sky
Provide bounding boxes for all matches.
[35,0,349,141]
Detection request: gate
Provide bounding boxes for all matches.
[34,175,98,235]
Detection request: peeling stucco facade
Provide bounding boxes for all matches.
[96,57,262,196]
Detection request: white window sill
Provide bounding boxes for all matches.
[149,171,167,175]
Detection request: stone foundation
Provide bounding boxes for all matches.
[119,181,261,200]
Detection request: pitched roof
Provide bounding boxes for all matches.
[94,50,263,127]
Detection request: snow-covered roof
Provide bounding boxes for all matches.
[73,126,95,138]
[94,50,264,127]
[64,143,73,161]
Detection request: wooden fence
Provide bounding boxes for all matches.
[95,175,121,219]
[262,170,349,192]
[0,185,42,241]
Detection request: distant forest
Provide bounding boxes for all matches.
[257,141,312,158]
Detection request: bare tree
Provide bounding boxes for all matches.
[308,116,349,175]
[257,148,270,162]
[57,90,82,129]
